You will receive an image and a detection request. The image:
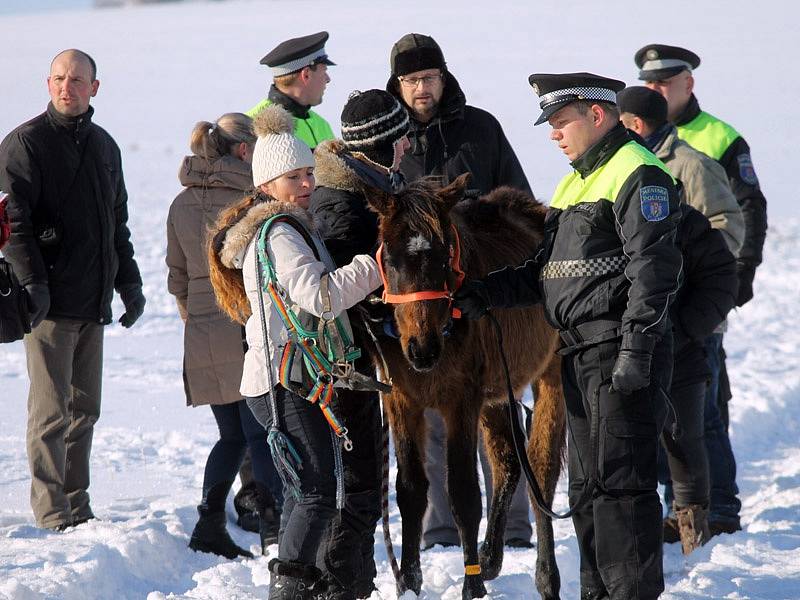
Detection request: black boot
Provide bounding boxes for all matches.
[257,483,281,553]
[189,506,254,559]
[268,559,322,600]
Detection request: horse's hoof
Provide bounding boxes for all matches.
[401,565,423,595]
[462,573,487,599]
[478,543,504,581]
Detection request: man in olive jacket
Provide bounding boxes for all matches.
[0,49,144,530]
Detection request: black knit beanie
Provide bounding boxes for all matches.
[390,33,446,77]
[616,86,668,125]
[340,90,410,170]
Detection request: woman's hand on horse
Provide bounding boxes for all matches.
[454,279,492,320]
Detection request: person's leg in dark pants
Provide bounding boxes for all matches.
[661,379,711,552]
[239,399,284,550]
[275,389,338,565]
[569,340,668,600]
[319,390,383,599]
[703,333,741,533]
[189,402,252,559]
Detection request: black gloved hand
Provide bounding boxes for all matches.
[735,260,756,307]
[453,279,491,320]
[24,283,50,328]
[119,285,146,328]
[611,332,657,395]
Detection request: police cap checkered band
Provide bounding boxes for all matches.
[539,86,618,110]
[528,73,626,125]
[640,58,693,73]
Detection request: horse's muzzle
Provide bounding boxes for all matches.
[406,335,442,372]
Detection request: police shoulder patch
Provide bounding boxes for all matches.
[737,153,759,186]
[639,185,670,222]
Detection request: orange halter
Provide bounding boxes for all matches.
[375,223,465,318]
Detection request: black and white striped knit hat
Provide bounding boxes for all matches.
[340,90,410,170]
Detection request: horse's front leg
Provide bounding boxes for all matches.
[528,357,566,600]
[388,393,428,596]
[477,400,522,582]
[442,401,487,600]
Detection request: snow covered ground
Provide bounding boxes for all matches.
[1,1,799,598]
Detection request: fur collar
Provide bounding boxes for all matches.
[218,197,313,268]
[313,139,364,193]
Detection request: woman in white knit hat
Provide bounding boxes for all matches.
[208,104,381,599]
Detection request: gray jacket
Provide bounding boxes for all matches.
[654,126,745,254]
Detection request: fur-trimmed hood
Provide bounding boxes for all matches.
[218,196,314,269]
[313,139,364,193]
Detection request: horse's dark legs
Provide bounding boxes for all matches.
[528,356,566,600]
[478,401,522,581]
[389,395,428,595]
[442,402,487,599]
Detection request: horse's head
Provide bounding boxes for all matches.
[368,173,469,372]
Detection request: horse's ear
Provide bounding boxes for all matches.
[365,188,396,217]
[437,172,471,210]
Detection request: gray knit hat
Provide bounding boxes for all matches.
[251,105,314,187]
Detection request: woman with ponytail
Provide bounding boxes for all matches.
[167,113,283,561]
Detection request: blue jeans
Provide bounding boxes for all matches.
[703,333,741,523]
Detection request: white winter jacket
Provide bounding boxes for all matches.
[218,198,381,397]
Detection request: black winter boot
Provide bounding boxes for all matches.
[268,559,322,600]
[189,507,254,559]
[234,481,261,533]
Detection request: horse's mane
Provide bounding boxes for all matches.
[390,178,447,242]
[453,186,547,277]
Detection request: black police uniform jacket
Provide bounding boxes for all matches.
[483,124,682,340]
[675,94,767,303]
[671,203,737,386]
[0,103,142,324]
[387,71,531,195]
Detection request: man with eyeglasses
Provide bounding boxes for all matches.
[386,33,530,195]
[385,33,534,551]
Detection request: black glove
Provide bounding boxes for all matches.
[119,285,146,328]
[611,332,657,395]
[24,283,50,328]
[735,260,756,307]
[453,279,492,320]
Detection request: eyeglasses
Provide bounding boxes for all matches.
[398,73,442,88]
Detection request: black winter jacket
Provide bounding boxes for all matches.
[309,140,381,268]
[481,125,682,340]
[675,95,767,268]
[671,203,738,386]
[387,71,531,195]
[0,103,141,324]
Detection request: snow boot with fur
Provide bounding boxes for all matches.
[675,502,711,555]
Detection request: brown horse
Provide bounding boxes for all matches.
[362,173,566,600]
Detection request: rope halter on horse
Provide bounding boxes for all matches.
[375,222,465,318]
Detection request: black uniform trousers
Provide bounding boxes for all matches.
[563,336,670,600]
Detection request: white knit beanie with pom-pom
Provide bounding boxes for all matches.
[251,105,315,187]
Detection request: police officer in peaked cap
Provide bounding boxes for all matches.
[635,43,766,309]
[455,72,682,599]
[246,31,336,150]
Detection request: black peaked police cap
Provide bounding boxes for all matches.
[260,31,335,76]
[528,73,626,126]
[634,44,700,81]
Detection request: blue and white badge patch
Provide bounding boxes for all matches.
[737,154,759,186]
[640,185,670,222]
